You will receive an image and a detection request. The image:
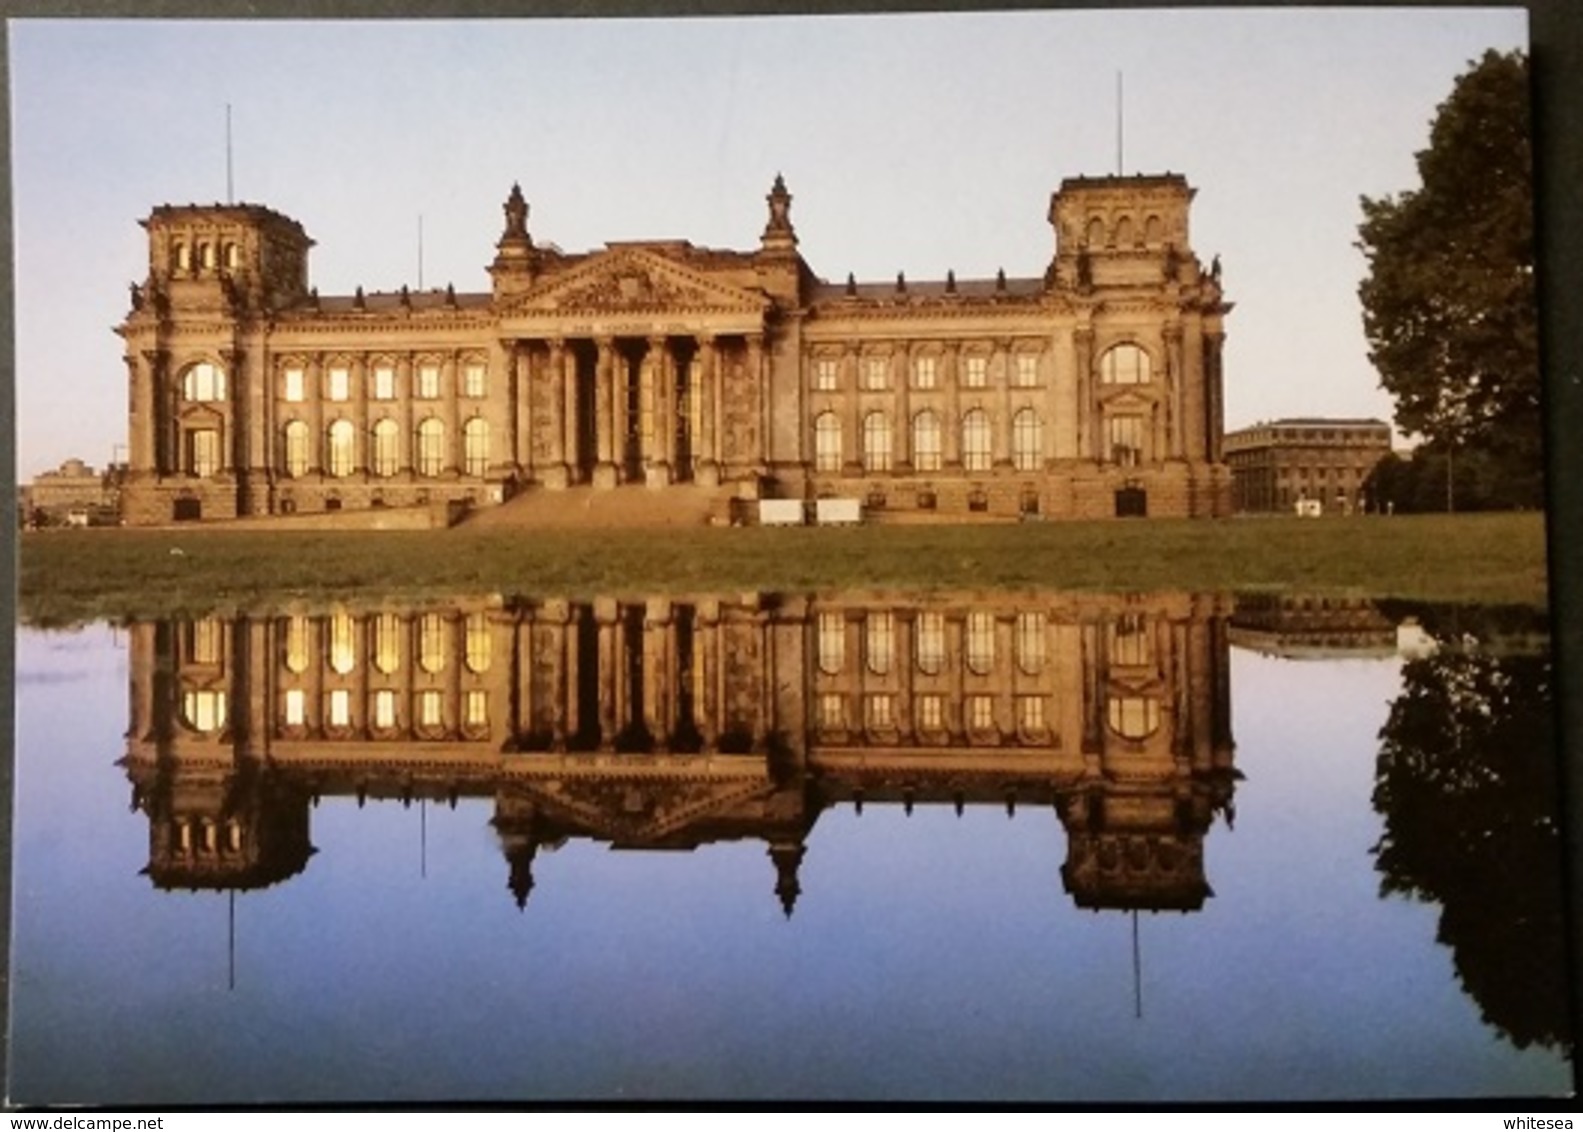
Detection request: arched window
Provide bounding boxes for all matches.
[181,689,226,733]
[326,420,355,477]
[817,612,844,675]
[863,412,891,472]
[814,412,842,472]
[1086,216,1105,246]
[283,615,310,674]
[416,418,445,477]
[171,242,190,273]
[962,409,992,472]
[1100,343,1151,385]
[197,243,215,270]
[913,411,942,472]
[223,243,240,269]
[182,362,226,402]
[418,613,446,674]
[373,613,401,675]
[1015,612,1045,674]
[465,612,491,673]
[915,612,945,675]
[1144,215,1163,244]
[1108,696,1160,739]
[1012,409,1043,471]
[328,611,356,675]
[966,612,995,674]
[463,418,490,477]
[282,421,310,477]
[865,612,894,675]
[371,419,399,477]
[1115,216,1134,246]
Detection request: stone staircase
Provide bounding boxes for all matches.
[461,483,731,530]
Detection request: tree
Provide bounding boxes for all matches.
[1357,50,1542,508]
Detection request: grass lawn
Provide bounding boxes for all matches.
[17,512,1550,625]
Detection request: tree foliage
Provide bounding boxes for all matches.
[1357,50,1541,506]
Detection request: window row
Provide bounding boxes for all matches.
[813,409,1046,473]
[281,611,492,676]
[280,687,489,731]
[808,344,1152,391]
[281,360,488,404]
[817,692,1049,735]
[278,418,491,478]
[816,611,1048,676]
[1082,213,1169,249]
[170,241,242,274]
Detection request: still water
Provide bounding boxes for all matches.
[8,592,1572,1104]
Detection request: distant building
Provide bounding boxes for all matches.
[27,457,117,525]
[1223,418,1392,514]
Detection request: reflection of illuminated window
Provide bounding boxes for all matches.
[1110,615,1152,666]
[1017,695,1045,732]
[284,616,310,673]
[283,688,306,726]
[226,820,242,853]
[373,613,400,675]
[1108,696,1160,739]
[189,618,222,665]
[865,612,894,675]
[817,693,845,730]
[968,694,995,731]
[182,689,226,733]
[817,613,845,675]
[419,614,446,674]
[465,613,491,674]
[464,690,488,729]
[915,613,945,674]
[373,689,397,730]
[917,694,944,731]
[328,612,356,674]
[1015,612,1044,674]
[966,612,995,674]
[418,689,444,728]
[327,689,351,728]
[865,694,894,729]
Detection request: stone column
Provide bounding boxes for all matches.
[594,599,618,749]
[555,340,578,486]
[646,335,672,488]
[696,601,720,754]
[994,339,1014,470]
[643,598,672,751]
[1073,328,1095,461]
[306,355,326,475]
[746,332,767,477]
[696,335,720,487]
[442,353,461,475]
[593,338,617,490]
[351,355,369,475]
[396,354,415,475]
[134,350,163,475]
[1164,324,1185,459]
[513,341,533,475]
[894,344,912,473]
[943,342,962,471]
[1205,331,1226,463]
[841,343,863,478]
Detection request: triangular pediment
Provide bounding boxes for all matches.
[506,247,769,317]
[509,771,777,846]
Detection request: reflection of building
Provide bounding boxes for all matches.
[1223,418,1391,513]
[117,173,1231,526]
[1228,595,1398,659]
[122,592,1237,913]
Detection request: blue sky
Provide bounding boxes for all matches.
[9,9,1529,479]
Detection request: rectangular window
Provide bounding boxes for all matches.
[463,362,487,399]
[968,694,995,731]
[417,363,441,400]
[326,366,350,402]
[817,693,846,730]
[371,365,396,401]
[327,688,351,729]
[283,367,305,402]
[865,694,894,729]
[863,357,889,391]
[963,355,988,388]
[373,689,397,730]
[1108,415,1144,466]
[1017,695,1045,732]
[915,612,946,674]
[966,611,995,674]
[187,429,220,477]
[916,694,944,731]
[1014,354,1039,388]
[817,612,845,674]
[813,358,838,391]
[418,689,444,728]
[283,688,306,727]
[865,612,894,675]
[913,355,937,389]
[465,689,489,729]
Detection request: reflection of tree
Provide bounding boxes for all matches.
[1372,631,1570,1053]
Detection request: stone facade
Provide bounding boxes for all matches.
[1224,417,1393,514]
[117,174,1232,526]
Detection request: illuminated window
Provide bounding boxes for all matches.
[189,619,222,665]
[817,693,845,730]
[913,355,937,389]
[817,612,845,675]
[327,688,351,728]
[464,612,491,673]
[1012,409,1043,471]
[418,689,444,729]
[1100,344,1151,385]
[1014,354,1039,388]
[328,611,356,674]
[186,429,220,477]
[1108,696,1160,739]
[283,616,310,674]
[416,363,441,400]
[182,689,226,733]
[373,689,397,730]
[863,412,891,473]
[962,410,992,472]
[419,613,446,674]
[326,365,350,402]
[283,421,310,477]
[373,613,401,674]
[1108,415,1144,467]
[863,357,889,391]
[963,355,988,388]
[224,243,240,270]
[968,694,995,731]
[371,364,396,401]
[464,690,489,729]
[915,612,945,675]
[1015,612,1045,674]
[463,361,487,399]
[198,243,215,270]
[171,242,189,272]
[463,418,489,477]
[416,418,445,476]
[916,694,944,731]
[1017,695,1046,732]
[814,413,842,472]
[813,358,838,391]
[282,367,305,402]
[966,612,995,674]
[283,688,306,726]
[865,694,894,729]
[327,420,355,477]
[913,411,942,472]
[865,612,894,675]
[1110,614,1152,666]
[371,419,399,477]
